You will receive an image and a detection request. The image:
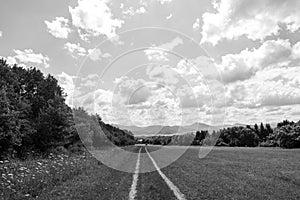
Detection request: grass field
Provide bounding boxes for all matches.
[1,146,299,200]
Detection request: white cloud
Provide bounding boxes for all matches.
[292,41,300,59]
[70,76,180,125]
[122,6,146,17]
[0,31,2,37]
[157,0,173,5]
[201,0,300,45]
[144,37,183,61]
[174,59,198,76]
[113,76,152,105]
[192,18,200,31]
[64,43,112,61]
[136,6,146,14]
[126,86,182,126]
[158,37,183,51]
[87,48,112,61]
[94,89,113,107]
[81,74,102,88]
[64,42,86,58]
[176,85,201,108]
[226,67,300,108]
[57,72,109,109]
[7,49,50,68]
[45,17,72,39]
[147,65,179,85]
[57,72,76,106]
[144,48,170,62]
[217,39,297,83]
[0,56,18,66]
[69,0,123,40]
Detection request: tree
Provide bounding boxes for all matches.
[239,127,259,147]
[254,124,259,133]
[0,86,20,155]
[271,121,300,148]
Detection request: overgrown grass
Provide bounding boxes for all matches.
[0,151,100,200]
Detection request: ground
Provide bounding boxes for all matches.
[1,146,300,200]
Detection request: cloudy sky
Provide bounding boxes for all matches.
[1,0,300,126]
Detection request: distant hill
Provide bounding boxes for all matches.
[116,122,243,136]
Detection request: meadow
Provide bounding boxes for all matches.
[1,147,299,200]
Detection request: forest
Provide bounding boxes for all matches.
[0,59,135,159]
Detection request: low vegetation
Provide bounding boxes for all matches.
[0,151,99,199]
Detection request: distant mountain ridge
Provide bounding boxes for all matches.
[115,122,245,136]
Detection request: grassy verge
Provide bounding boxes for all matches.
[0,151,100,200]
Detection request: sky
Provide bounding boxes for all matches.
[1,0,300,126]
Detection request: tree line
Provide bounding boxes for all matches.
[137,121,300,149]
[207,121,300,148]
[0,59,134,159]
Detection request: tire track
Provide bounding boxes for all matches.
[129,147,142,200]
[145,147,186,200]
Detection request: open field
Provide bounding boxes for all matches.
[1,147,300,200]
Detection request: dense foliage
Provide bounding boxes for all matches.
[73,107,135,149]
[267,120,300,148]
[0,59,74,157]
[212,121,300,148]
[0,59,134,159]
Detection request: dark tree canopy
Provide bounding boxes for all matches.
[0,59,135,158]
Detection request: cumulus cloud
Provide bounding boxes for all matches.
[45,17,72,39]
[87,48,112,61]
[57,72,76,106]
[69,0,123,40]
[64,43,112,60]
[0,56,18,66]
[113,76,152,105]
[57,72,110,109]
[127,86,182,126]
[147,65,179,85]
[93,89,113,107]
[64,42,86,58]
[122,6,146,17]
[217,39,298,83]
[176,85,200,108]
[226,67,300,108]
[81,74,102,88]
[174,59,198,76]
[292,41,300,59]
[144,37,183,61]
[157,0,173,5]
[192,18,200,31]
[171,56,220,83]
[6,49,50,68]
[201,0,300,45]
